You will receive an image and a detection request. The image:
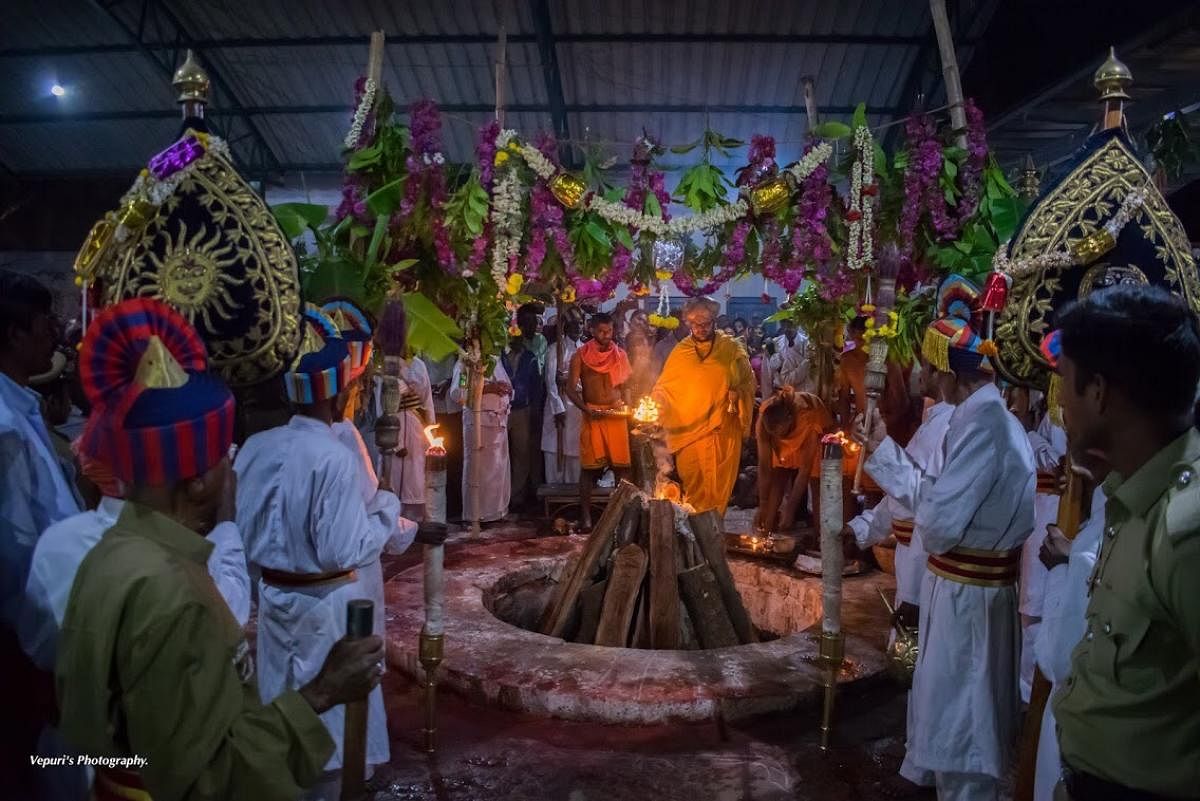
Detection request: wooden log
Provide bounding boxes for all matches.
[594,544,648,647]
[648,499,681,649]
[690,510,758,644]
[541,481,639,637]
[614,499,642,549]
[575,579,608,644]
[677,565,739,649]
[537,553,579,633]
[678,600,698,650]
[630,585,650,648]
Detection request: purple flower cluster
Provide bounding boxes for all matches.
[477,119,500,190]
[334,177,370,224]
[776,156,833,293]
[815,262,854,302]
[525,182,577,281]
[897,99,990,267]
[396,100,458,273]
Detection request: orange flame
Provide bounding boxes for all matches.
[423,424,446,455]
[820,429,861,454]
[633,395,660,424]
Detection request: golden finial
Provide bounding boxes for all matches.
[1019,154,1040,200]
[172,49,211,105]
[1093,47,1133,102]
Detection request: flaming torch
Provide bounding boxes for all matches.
[631,396,661,493]
[420,423,447,753]
[818,432,846,750]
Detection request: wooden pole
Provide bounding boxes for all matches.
[469,343,484,536]
[929,0,967,149]
[340,600,374,801]
[494,26,507,127]
[366,31,385,85]
[802,76,820,130]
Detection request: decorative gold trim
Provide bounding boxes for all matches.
[995,134,1199,388]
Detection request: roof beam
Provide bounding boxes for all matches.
[89,0,282,177]
[0,31,933,58]
[0,102,899,126]
[530,0,572,166]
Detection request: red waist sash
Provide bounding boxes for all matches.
[927,545,1021,587]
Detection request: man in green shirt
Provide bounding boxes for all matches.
[1051,285,1200,800]
[56,298,384,801]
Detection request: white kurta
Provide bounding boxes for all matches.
[19,496,251,671]
[451,359,512,522]
[849,401,953,605]
[234,415,414,770]
[376,358,437,505]
[1020,416,1068,700]
[867,382,1035,781]
[1032,486,1104,801]
[541,338,582,484]
[770,333,812,392]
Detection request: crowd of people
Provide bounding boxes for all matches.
[2,264,1199,801]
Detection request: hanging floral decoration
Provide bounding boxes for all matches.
[282,84,1017,364]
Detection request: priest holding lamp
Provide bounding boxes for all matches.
[652,297,755,517]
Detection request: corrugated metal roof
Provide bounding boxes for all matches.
[0,0,987,176]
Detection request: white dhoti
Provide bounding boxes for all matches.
[452,359,512,522]
[541,338,582,485]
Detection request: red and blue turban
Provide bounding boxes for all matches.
[79,298,234,486]
[921,274,997,374]
[320,298,374,379]
[283,305,352,404]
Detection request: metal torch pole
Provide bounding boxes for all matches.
[421,447,447,753]
[818,440,846,750]
[852,337,889,494]
[340,600,374,801]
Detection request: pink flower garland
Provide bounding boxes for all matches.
[465,121,500,275]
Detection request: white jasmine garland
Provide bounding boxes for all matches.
[518,144,557,181]
[846,126,874,272]
[489,167,525,286]
[993,184,1150,278]
[786,142,833,185]
[343,78,376,150]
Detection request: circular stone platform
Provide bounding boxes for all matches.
[384,535,891,724]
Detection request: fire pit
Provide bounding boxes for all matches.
[384,488,891,724]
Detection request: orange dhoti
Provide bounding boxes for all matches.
[580,414,631,469]
[674,416,743,515]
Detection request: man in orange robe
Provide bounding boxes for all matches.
[566,312,632,529]
[755,388,833,532]
[652,298,755,516]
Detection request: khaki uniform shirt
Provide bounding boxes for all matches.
[56,502,334,801]
[1054,428,1200,797]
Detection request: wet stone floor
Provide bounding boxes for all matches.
[369,514,931,801]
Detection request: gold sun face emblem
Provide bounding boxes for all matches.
[141,220,240,330]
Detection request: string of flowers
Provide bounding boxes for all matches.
[344,77,377,150]
[523,132,578,284]
[846,125,876,271]
[993,184,1150,278]
[775,144,833,293]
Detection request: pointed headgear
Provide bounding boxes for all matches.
[320,298,374,378]
[283,305,352,404]
[79,298,235,485]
